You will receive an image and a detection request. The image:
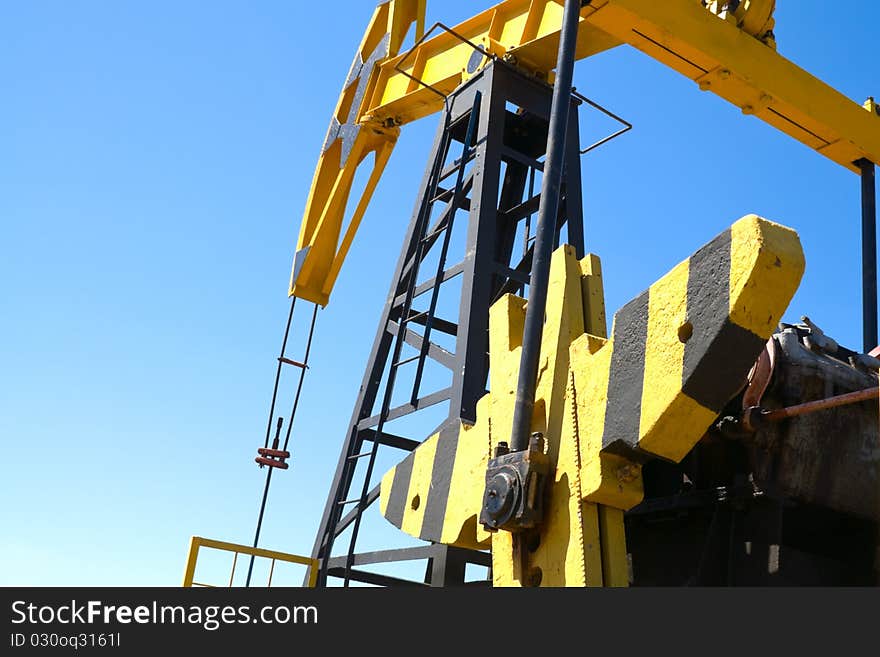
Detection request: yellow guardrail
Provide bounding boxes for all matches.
[182,536,318,588]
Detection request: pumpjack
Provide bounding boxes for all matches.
[188,0,880,588]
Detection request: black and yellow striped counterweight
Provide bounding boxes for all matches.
[380,214,805,586]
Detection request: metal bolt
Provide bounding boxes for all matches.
[529,432,545,453]
[483,471,517,526]
[494,441,510,458]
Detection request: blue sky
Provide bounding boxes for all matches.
[1,1,877,586]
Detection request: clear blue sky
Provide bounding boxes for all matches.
[1,1,877,586]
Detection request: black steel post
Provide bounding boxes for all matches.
[262,298,295,449]
[246,416,283,586]
[244,467,273,586]
[508,0,581,452]
[860,158,877,353]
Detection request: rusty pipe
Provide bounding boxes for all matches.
[762,387,878,421]
[742,387,878,432]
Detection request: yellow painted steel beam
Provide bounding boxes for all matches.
[291,0,878,305]
[379,214,804,586]
[367,0,880,166]
[367,1,620,126]
[289,0,421,305]
[588,0,880,173]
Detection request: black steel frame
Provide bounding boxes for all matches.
[859,159,877,353]
[308,61,586,586]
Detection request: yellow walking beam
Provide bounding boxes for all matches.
[587,0,880,173]
[291,0,879,305]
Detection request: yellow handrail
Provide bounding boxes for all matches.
[182,536,318,588]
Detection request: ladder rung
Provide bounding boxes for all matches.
[429,187,450,203]
[347,451,372,460]
[429,189,471,210]
[440,154,474,181]
[278,357,308,369]
[392,354,421,368]
[337,498,362,506]
[421,226,449,243]
[439,161,463,180]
